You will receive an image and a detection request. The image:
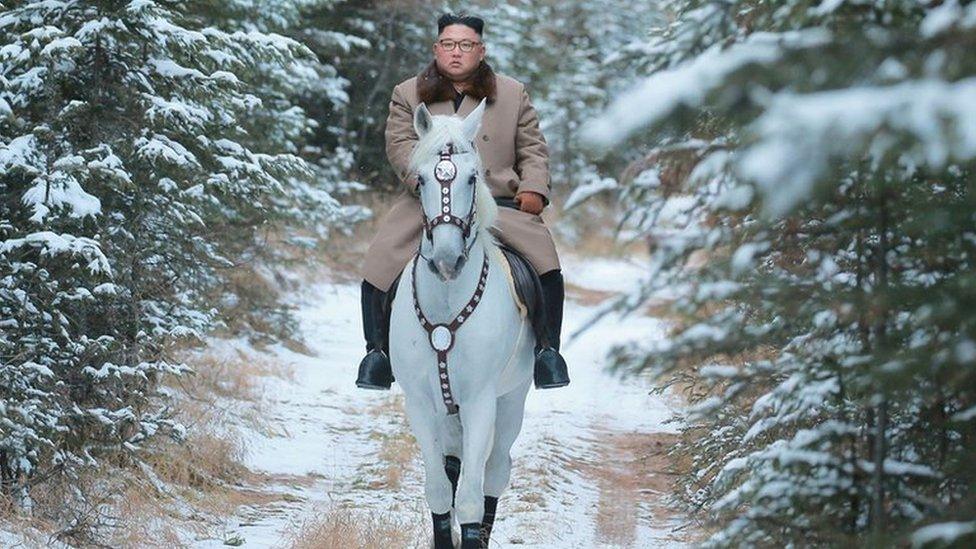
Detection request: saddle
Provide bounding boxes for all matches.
[383,197,549,349]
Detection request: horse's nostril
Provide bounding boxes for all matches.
[454,254,467,272]
[427,259,439,275]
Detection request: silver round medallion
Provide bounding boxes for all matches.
[430,325,453,351]
[434,160,457,182]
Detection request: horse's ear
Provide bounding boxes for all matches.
[461,98,487,142]
[414,103,433,138]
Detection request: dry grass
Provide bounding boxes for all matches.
[547,193,649,261]
[171,350,295,436]
[0,493,60,547]
[186,350,294,398]
[99,465,207,548]
[97,349,304,546]
[0,348,308,547]
[564,282,618,306]
[568,429,697,547]
[0,453,252,548]
[284,504,428,549]
[275,385,429,549]
[363,395,420,492]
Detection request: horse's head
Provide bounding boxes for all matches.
[410,99,498,281]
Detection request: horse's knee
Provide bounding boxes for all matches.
[484,452,512,496]
[454,481,486,524]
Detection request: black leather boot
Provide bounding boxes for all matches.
[355,280,394,390]
[534,270,570,389]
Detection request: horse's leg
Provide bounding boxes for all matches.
[443,413,462,506]
[481,382,531,545]
[445,454,460,504]
[455,393,497,548]
[401,395,454,549]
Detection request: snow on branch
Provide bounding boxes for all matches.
[581,29,831,149]
[740,77,976,216]
[1,231,111,275]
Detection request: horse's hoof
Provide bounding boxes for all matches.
[460,523,483,548]
[432,512,453,549]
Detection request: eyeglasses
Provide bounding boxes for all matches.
[437,39,482,52]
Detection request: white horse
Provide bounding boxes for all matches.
[389,100,535,549]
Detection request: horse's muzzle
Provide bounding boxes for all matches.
[428,253,467,281]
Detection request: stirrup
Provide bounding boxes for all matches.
[533,347,570,389]
[356,349,393,390]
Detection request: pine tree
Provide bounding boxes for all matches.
[0,0,346,518]
[584,0,976,546]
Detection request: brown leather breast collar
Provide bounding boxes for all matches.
[411,251,489,415]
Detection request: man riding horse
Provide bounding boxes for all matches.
[356,12,570,392]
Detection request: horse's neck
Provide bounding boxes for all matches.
[414,239,495,323]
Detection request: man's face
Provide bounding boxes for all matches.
[433,24,485,82]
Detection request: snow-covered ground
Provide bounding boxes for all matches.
[189,255,688,548]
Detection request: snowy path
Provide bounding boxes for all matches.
[192,256,687,548]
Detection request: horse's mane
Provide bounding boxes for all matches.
[409,115,499,246]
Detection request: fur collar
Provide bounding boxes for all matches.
[416,60,497,107]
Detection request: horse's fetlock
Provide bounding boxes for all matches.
[455,487,486,523]
[425,475,454,514]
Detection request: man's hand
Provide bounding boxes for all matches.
[514,191,545,215]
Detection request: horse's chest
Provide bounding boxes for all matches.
[390,265,521,365]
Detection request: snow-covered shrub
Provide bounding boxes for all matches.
[585,0,976,546]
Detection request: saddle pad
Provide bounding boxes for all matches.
[496,245,547,347]
[493,246,528,317]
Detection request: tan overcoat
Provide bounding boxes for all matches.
[361,71,561,292]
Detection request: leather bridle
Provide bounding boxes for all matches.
[417,143,480,263]
[411,141,489,415]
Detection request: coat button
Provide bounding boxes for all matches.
[485,169,491,176]
[482,135,489,141]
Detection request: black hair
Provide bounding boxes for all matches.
[437,13,484,36]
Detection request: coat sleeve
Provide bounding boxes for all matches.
[514,84,551,205]
[385,82,419,191]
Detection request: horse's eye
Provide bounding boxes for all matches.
[468,175,476,185]
[417,175,425,186]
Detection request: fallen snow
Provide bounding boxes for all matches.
[188,254,687,547]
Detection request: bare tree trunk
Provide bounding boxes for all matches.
[870,176,891,537]
[0,450,33,515]
[871,396,887,535]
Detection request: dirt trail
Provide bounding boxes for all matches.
[191,254,690,548]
